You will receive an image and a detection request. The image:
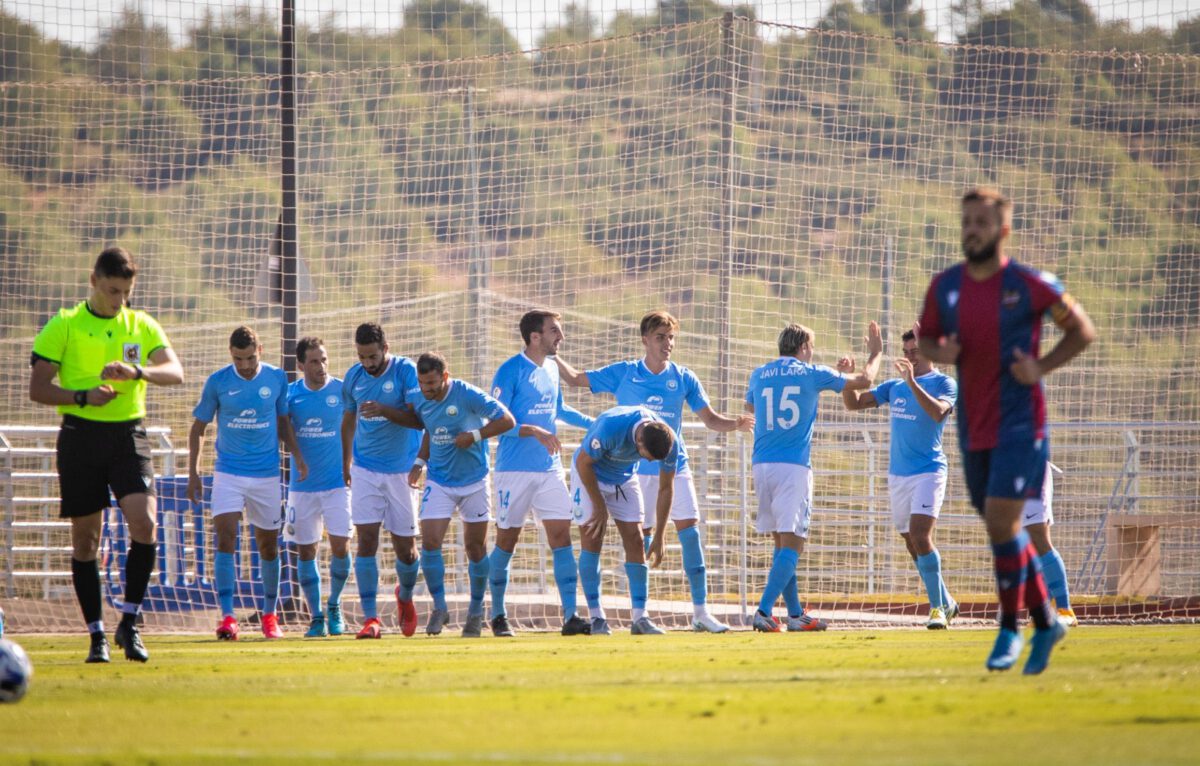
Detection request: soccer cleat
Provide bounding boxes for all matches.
[426,608,450,636]
[462,613,484,638]
[752,610,781,633]
[216,615,240,641]
[1057,608,1079,628]
[589,617,612,636]
[925,608,948,630]
[395,586,418,638]
[355,617,382,639]
[85,631,111,663]
[114,620,149,662]
[305,615,328,638]
[945,601,960,623]
[986,628,1024,671]
[786,612,828,632]
[630,616,666,635]
[490,614,515,637]
[261,613,284,639]
[1023,620,1068,676]
[692,613,731,633]
[326,604,345,636]
[561,615,592,636]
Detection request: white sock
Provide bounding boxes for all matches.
[631,608,646,622]
[693,604,711,620]
[591,607,606,621]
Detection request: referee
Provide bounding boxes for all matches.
[28,247,183,663]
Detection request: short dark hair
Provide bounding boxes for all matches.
[355,322,385,347]
[417,352,446,376]
[94,246,137,280]
[296,336,324,363]
[962,186,1012,226]
[520,310,560,345]
[901,329,916,343]
[777,324,813,357]
[640,421,674,461]
[230,325,258,350]
[640,310,679,337]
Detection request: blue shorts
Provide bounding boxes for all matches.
[962,438,1049,513]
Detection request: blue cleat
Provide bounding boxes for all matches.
[1023,620,1067,676]
[986,628,1024,671]
[305,615,328,638]
[326,604,345,636]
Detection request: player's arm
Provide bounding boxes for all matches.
[452,409,517,448]
[340,410,356,486]
[186,418,210,503]
[554,356,590,388]
[574,450,609,537]
[1011,300,1096,385]
[842,386,879,411]
[100,346,184,386]
[838,321,884,391]
[646,466,676,568]
[408,431,431,489]
[900,362,952,422]
[695,405,754,433]
[363,400,423,429]
[557,401,594,431]
[277,415,308,481]
[28,357,118,408]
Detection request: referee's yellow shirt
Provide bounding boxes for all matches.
[32,301,171,422]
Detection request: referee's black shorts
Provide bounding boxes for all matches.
[56,414,155,518]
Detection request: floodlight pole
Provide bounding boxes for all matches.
[280,0,298,378]
[716,12,736,415]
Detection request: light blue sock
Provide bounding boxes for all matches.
[328,554,350,607]
[260,555,280,615]
[421,549,447,611]
[468,556,490,617]
[355,555,379,619]
[395,557,420,602]
[1039,548,1071,610]
[677,525,707,606]
[625,561,649,610]
[578,549,602,612]
[552,545,578,619]
[783,572,804,618]
[488,547,514,619]
[759,547,798,615]
[916,550,947,610]
[298,557,323,618]
[215,550,236,617]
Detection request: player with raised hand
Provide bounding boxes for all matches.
[407,353,515,637]
[340,323,424,639]
[487,311,595,637]
[843,326,959,629]
[919,186,1094,674]
[188,326,305,641]
[556,311,753,634]
[29,246,184,663]
[285,337,352,638]
[570,405,678,635]
[745,321,882,632]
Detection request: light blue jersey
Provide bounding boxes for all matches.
[586,360,708,476]
[342,355,421,474]
[193,364,289,478]
[871,372,958,477]
[745,358,846,467]
[417,380,511,487]
[492,353,593,474]
[573,405,678,486]
[287,377,345,492]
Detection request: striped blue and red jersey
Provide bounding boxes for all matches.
[919,258,1077,451]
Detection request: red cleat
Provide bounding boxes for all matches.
[395,586,418,638]
[356,617,382,639]
[216,615,240,641]
[261,613,284,639]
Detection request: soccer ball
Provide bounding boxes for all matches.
[0,639,33,703]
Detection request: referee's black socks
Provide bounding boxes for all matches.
[122,541,156,625]
[71,557,103,627]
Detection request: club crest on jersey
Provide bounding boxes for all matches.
[1002,290,1021,309]
[666,380,678,390]
[447,405,459,417]
[1014,476,1027,493]
[893,396,907,408]
[591,438,601,450]
[326,395,339,407]
[122,343,141,364]
[948,290,959,307]
[383,381,395,392]
[646,395,664,408]
[239,409,256,418]
[493,387,502,398]
[259,386,271,399]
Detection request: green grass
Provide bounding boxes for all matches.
[2,626,1198,765]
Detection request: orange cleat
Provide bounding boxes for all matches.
[216,615,240,641]
[356,617,382,639]
[396,586,418,638]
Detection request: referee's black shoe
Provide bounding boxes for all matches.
[86,631,110,663]
[115,619,149,663]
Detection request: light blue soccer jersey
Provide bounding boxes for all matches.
[572,405,678,486]
[871,371,958,477]
[416,380,511,487]
[586,360,708,476]
[288,377,345,492]
[745,358,846,467]
[342,355,421,474]
[492,353,594,473]
[193,364,289,478]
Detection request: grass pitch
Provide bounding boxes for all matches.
[1,626,1197,765]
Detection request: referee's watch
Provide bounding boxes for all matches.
[74,389,89,407]
[133,364,144,380]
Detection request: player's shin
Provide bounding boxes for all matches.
[990,533,1030,632]
[420,549,447,611]
[215,551,236,617]
[916,549,947,609]
[468,556,490,617]
[552,545,578,619]
[625,561,649,621]
[487,547,513,619]
[298,558,323,617]
[1038,548,1071,611]
[677,525,708,615]
[578,549,603,617]
[328,554,351,606]
[354,555,379,619]
[260,554,281,615]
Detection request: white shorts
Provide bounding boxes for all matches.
[210,472,283,531]
[1022,463,1055,527]
[350,464,417,537]
[752,463,813,537]
[494,471,573,530]
[888,472,947,533]
[636,471,700,527]
[285,487,352,545]
[420,478,491,523]
[569,470,644,525]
